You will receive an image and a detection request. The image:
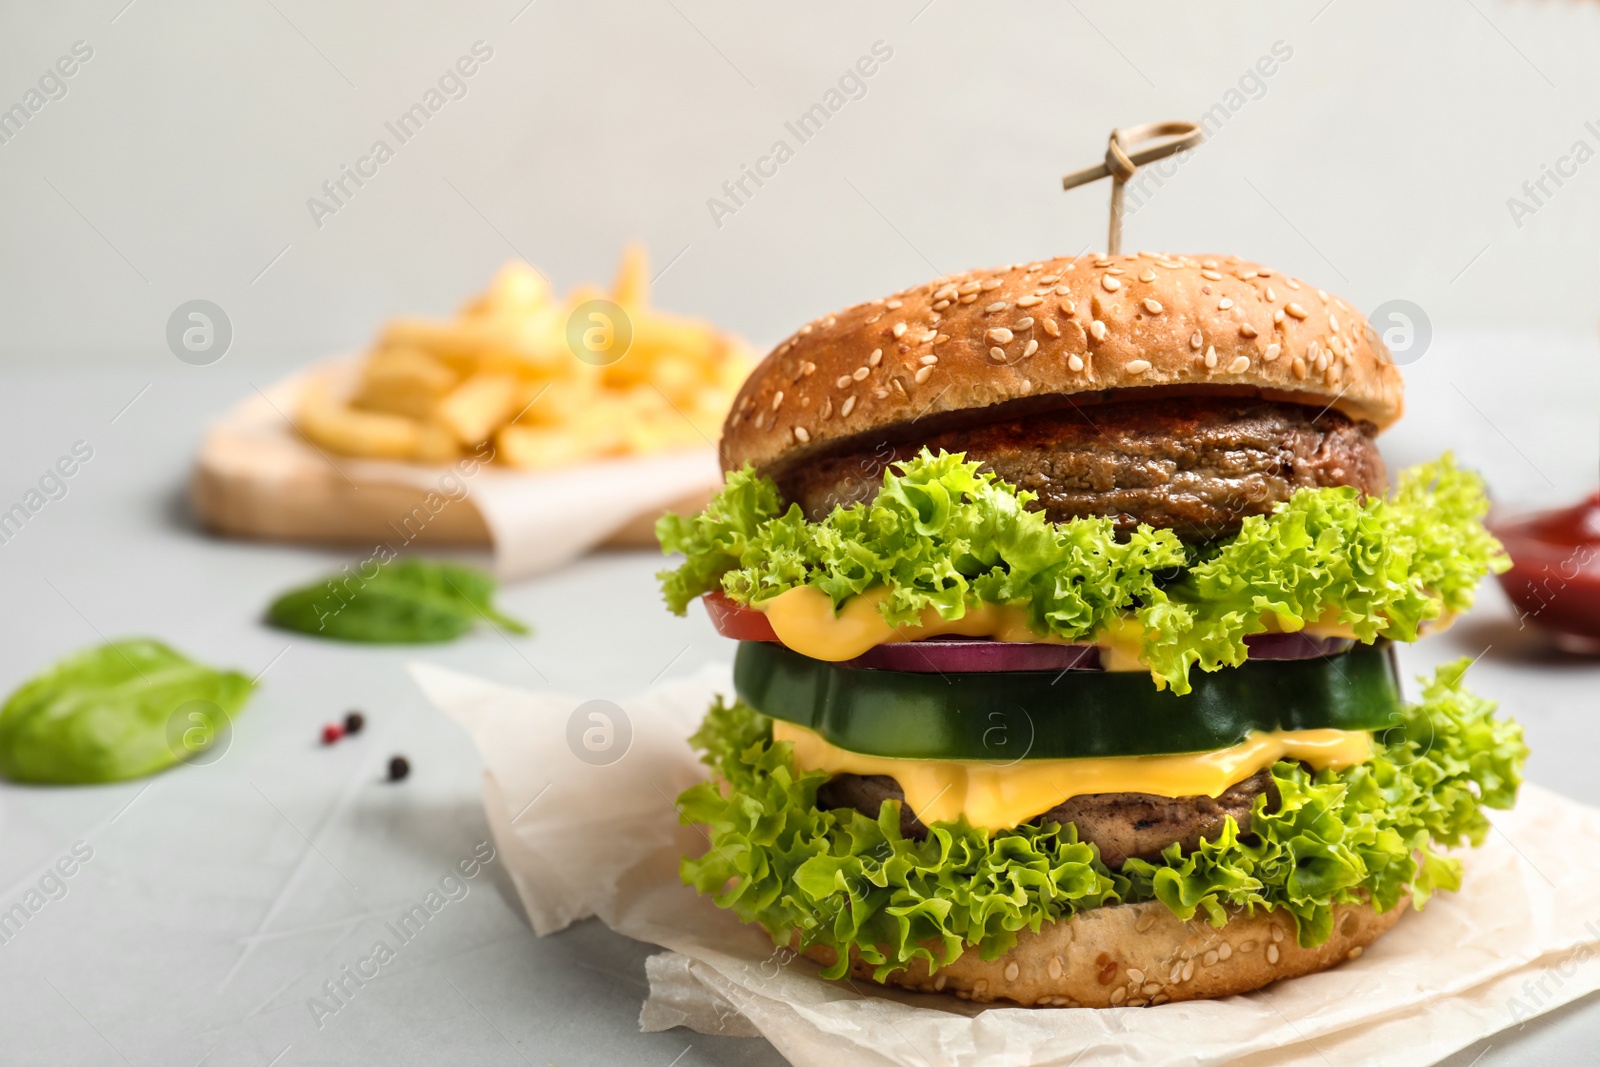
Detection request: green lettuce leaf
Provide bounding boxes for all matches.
[656,450,1508,693]
[677,659,1525,977]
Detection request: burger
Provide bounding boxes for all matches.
[656,252,1526,1007]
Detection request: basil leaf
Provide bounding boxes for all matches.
[266,557,529,643]
[0,639,255,784]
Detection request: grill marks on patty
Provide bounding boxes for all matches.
[815,770,1279,866]
[775,397,1385,541]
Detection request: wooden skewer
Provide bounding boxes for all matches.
[1061,121,1203,254]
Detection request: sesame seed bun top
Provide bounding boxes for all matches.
[721,252,1404,475]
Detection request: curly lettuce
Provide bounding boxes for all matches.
[677,660,1526,978]
[657,450,1508,693]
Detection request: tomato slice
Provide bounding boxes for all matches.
[703,592,779,642]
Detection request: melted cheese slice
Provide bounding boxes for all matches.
[756,585,1452,668]
[775,719,1372,831]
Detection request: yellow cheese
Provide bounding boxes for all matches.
[755,585,1453,667]
[774,719,1372,832]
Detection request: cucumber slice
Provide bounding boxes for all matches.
[733,640,1401,760]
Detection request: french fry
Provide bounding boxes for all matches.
[611,244,649,309]
[299,377,442,461]
[436,373,520,445]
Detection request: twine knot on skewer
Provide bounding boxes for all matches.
[1062,121,1203,254]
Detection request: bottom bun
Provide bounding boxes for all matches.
[798,897,1406,1007]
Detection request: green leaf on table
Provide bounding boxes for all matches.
[266,558,529,644]
[0,638,255,784]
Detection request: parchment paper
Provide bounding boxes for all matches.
[411,662,1600,1067]
[199,361,721,579]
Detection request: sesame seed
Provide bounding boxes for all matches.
[981,278,1002,291]
[1292,356,1307,379]
[1181,960,1195,982]
[1218,298,1234,310]
[1267,944,1281,965]
[959,293,977,304]
[919,354,938,365]
[1089,320,1107,340]
[934,285,958,301]
[869,348,884,367]
[989,347,1006,361]
[1060,299,1077,316]
[933,974,947,991]
[986,327,1014,344]
[1201,259,1218,269]
[1264,343,1281,362]
[1329,335,1344,356]
[1004,962,1020,981]
[834,375,852,388]
[1141,983,1162,997]
[935,333,949,344]
[1317,288,1328,301]
[1239,323,1258,338]
[1227,355,1250,374]
[919,330,937,343]
[1135,912,1157,933]
[840,395,856,417]
[1055,286,1072,296]
[1139,269,1158,283]
[793,426,809,443]
[886,299,902,309]
[986,301,1008,314]
[1143,298,1163,314]
[1285,278,1301,290]
[1042,319,1061,338]
[1023,339,1038,357]
[820,397,832,419]
[1204,345,1217,369]
[1016,294,1042,308]
[1201,269,1222,281]
[933,299,951,311]
[1048,956,1064,980]
[892,322,907,338]
[1266,286,1277,302]
[1151,993,1170,1006]
[1190,330,1203,349]
[958,280,981,295]
[1128,997,1148,1008]
[1203,949,1218,967]
[914,365,933,383]
[1068,354,1084,372]
[1125,359,1151,374]
[1329,313,1340,331]
[801,361,816,376]
[1315,350,1330,372]
[1274,309,1286,324]
[1110,988,1127,1005]
[771,391,784,410]
[872,387,888,399]
[852,366,869,381]
[1105,266,1125,275]
[1271,926,1285,944]
[1101,275,1122,291]
[1239,940,1257,953]
[1348,946,1363,960]
[1039,275,1060,284]
[1217,943,1232,961]
[1285,302,1308,319]
[1127,968,1146,984]
[1239,269,1259,279]
[1015,316,1034,329]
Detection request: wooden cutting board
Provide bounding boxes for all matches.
[189,376,714,550]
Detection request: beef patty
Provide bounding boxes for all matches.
[775,396,1384,541]
[815,769,1278,866]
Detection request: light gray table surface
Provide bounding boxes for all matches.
[1,368,1596,1067]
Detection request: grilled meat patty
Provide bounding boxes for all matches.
[815,769,1278,866]
[775,396,1384,541]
